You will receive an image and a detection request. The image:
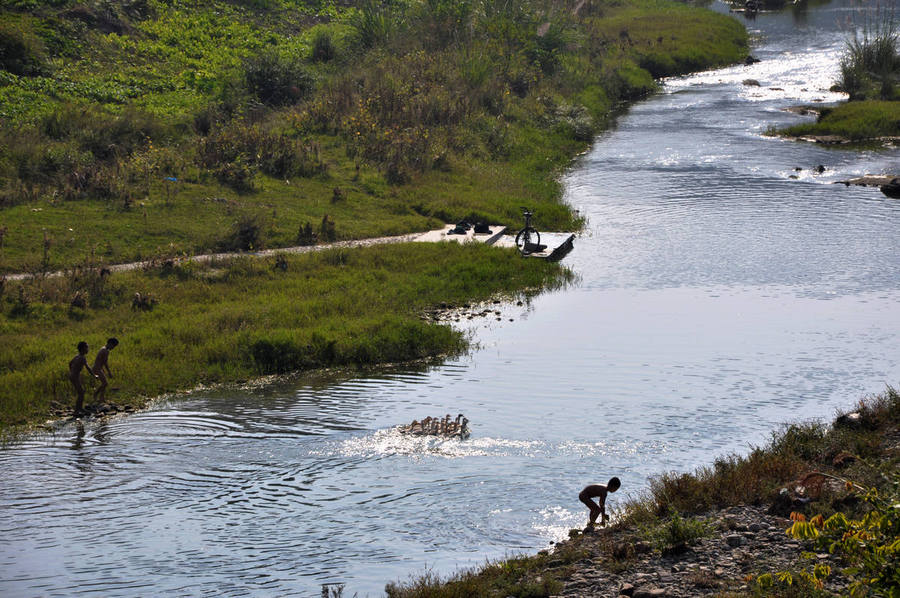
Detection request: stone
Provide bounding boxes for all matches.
[620,583,635,596]
[743,79,761,87]
[613,542,635,559]
[634,541,652,554]
[725,534,743,548]
[566,579,589,589]
[748,523,764,532]
[634,589,666,598]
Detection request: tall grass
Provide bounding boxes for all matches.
[0,0,747,273]
[0,242,571,434]
[777,100,900,140]
[839,5,900,100]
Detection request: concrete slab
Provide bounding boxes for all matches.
[414,225,507,245]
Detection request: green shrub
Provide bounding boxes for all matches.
[352,0,401,49]
[782,474,900,597]
[0,21,48,76]
[641,511,711,553]
[218,212,267,251]
[310,30,336,62]
[197,121,325,187]
[243,49,316,106]
[838,9,900,100]
[249,333,306,374]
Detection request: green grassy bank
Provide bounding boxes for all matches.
[777,10,900,143]
[385,388,900,597]
[0,0,747,273]
[778,99,900,142]
[0,0,748,433]
[0,242,571,434]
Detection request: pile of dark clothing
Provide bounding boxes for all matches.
[448,220,493,235]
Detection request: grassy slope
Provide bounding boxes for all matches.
[779,99,900,141]
[0,0,747,273]
[0,0,748,432]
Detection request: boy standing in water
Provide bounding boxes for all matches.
[579,477,621,527]
[69,341,98,416]
[92,337,119,403]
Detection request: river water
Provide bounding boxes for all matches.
[3,2,900,596]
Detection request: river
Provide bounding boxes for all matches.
[3,1,900,596]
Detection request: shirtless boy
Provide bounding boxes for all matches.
[92,337,119,403]
[579,477,621,527]
[69,341,98,416]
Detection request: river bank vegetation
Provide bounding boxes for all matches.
[386,388,900,597]
[779,5,900,142]
[0,242,571,434]
[0,0,747,273]
[0,0,749,434]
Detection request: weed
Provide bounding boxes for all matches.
[0,20,48,76]
[310,30,336,62]
[296,221,317,246]
[319,214,336,242]
[838,5,900,100]
[219,212,267,251]
[641,511,711,554]
[243,49,316,106]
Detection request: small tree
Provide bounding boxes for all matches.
[773,473,900,597]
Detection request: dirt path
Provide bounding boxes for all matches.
[4,232,424,281]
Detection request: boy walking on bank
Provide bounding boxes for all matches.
[92,337,119,403]
[69,341,98,416]
[579,477,621,527]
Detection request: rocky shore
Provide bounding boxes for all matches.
[549,504,847,597]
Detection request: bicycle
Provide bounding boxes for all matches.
[515,207,542,255]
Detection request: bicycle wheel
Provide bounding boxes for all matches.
[515,227,540,254]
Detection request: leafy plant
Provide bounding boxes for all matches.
[310,30,336,62]
[780,473,900,597]
[0,21,48,76]
[242,49,316,106]
[219,212,267,251]
[641,511,711,553]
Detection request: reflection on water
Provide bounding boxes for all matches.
[3,1,900,596]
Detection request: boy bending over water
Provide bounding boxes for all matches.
[69,341,98,416]
[579,477,621,527]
